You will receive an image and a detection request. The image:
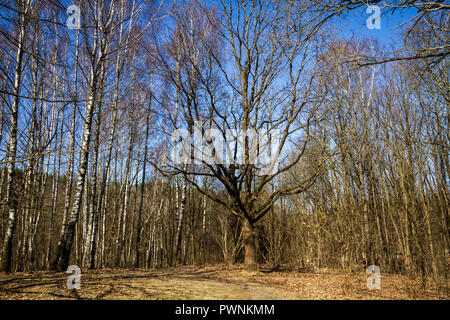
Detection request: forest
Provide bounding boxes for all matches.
[0,0,448,299]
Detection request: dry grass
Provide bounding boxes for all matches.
[0,264,447,300]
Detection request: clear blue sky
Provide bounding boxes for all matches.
[333,5,421,49]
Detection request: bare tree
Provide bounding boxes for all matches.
[1,0,31,272]
[153,0,329,268]
[52,0,115,271]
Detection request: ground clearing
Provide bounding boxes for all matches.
[0,265,447,300]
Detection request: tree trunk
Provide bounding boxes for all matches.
[243,218,256,269]
[52,30,80,270]
[135,101,151,268]
[2,2,26,272]
[86,67,105,269]
[175,167,187,265]
[90,14,125,268]
[53,42,102,270]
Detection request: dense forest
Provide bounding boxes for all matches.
[0,0,448,292]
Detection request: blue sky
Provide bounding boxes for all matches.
[334,5,421,49]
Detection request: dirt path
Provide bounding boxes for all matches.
[0,266,295,300]
[0,265,446,300]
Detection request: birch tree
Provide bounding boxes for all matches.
[1,0,31,273]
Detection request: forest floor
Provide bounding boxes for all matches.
[0,264,447,300]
